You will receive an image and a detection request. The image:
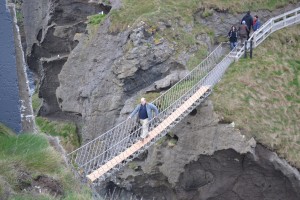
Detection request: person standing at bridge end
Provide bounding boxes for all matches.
[228,25,238,50]
[239,21,249,45]
[128,98,159,141]
[253,15,261,31]
[241,11,253,39]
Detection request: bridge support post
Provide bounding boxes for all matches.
[244,41,247,58]
[250,39,253,59]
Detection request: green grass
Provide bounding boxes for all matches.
[109,0,214,70]
[32,92,42,113]
[0,125,92,199]
[200,0,298,13]
[187,48,209,71]
[88,13,106,25]
[35,117,80,153]
[211,25,300,166]
[0,134,60,174]
[16,10,23,23]
[107,0,295,74]
[0,123,16,136]
[109,0,295,32]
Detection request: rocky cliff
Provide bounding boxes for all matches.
[22,0,110,119]
[26,0,300,143]
[20,0,300,199]
[98,101,300,200]
[55,2,208,142]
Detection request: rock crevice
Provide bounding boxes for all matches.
[22,0,111,117]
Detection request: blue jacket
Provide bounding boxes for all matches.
[253,20,261,31]
[130,103,159,120]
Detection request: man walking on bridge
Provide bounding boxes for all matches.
[129,98,159,141]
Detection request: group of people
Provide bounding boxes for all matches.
[228,11,261,50]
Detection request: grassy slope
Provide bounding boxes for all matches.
[35,117,80,153]
[107,0,297,97]
[211,25,300,166]
[0,125,91,200]
[109,0,297,32]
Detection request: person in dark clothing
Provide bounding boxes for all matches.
[253,15,261,31]
[241,11,253,39]
[228,25,238,50]
[239,21,249,45]
[129,98,159,141]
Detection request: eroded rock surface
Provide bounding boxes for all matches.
[56,20,194,142]
[98,101,300,200]
[22,0,109,116]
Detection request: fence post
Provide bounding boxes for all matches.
[250,39,253,59]
[271,19,274,33]
[253,32,257,48]
[244,41,247,58]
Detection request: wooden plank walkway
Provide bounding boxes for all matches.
[87,85,210,182]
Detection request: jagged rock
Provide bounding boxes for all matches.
[20,0,300,199]
[56,18,189,141]
[154,70,189,90]
[101,100,300,200]
[22,0,52,56]
[23,0,109,116]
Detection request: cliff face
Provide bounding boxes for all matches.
[55,8,198,141]
[21,1,300,199]
[98,101,300,200]
[22,0,110,117]
[56,19,192,141]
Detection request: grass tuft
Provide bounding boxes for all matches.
[0,132,92,199]
[32,92,42,113]
[109,0,296,33]
[88,13,106,25]
[0,123,16,136]
[35,117,80,153]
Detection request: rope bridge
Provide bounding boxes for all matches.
[68,7,300,185]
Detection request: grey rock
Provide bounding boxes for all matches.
[22,0,51,56]
[23,0,108,116]
[56,15,127,141]
[154,70,189,90]
[57,20,180,142]
[102,100,300,200]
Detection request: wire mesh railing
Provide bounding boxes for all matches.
[68,43,224,181]
[68,6,300,184]
[88,45,237,185]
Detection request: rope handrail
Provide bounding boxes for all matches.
[68,43,224,156]
[68,43,224,179]
[68,6,300,184]
[68,45,223,156]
